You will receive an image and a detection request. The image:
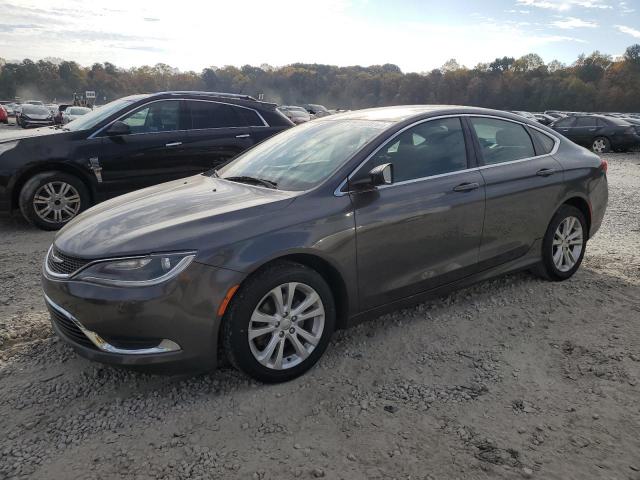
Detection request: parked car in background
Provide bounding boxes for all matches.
[544,111,566,119]
[0,105,8,124]
[533,113,556,126]
[304,104,332,118]
[26,100,44,106]
[278,105,311,124]
[54,104,72,124]
[16,104,54,128]
[0,91,293,229]
[550,114,640,153]
[62,106,92,124]
[40,105,608,382]
[510,111,538,122]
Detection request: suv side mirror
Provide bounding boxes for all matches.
[350,163,394,189]
[105,120,131,136]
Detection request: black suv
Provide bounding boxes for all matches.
[0,91,293,229]
[550,114,640,153]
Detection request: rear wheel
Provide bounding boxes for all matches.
[591,137,610,154]
[533,205,587,281]
[19,171,90,230]
[222,261,336,383]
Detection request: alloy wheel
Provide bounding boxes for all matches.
[592,138,607,153]
[552,216,583,272]
[33,181,81,224]
[248,282,325,370]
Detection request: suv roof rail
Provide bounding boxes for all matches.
[154,91,257,101]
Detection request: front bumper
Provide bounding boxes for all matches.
[42,261,245,370]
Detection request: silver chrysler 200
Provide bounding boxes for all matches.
[41,106,608,383]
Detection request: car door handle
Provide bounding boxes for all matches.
[165,142,182,147]
[536,168,556,177]
[235,134,250,138]
[453,182,480,192]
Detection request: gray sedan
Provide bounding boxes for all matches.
[41,106,608,383]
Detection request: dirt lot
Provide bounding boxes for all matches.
[1,152,639,480]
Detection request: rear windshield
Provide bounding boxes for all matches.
[21,105,49,115]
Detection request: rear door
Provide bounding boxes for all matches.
[183,100,255,173]
[96,99,192,197]
[572,116,601,146]
[351,116,485,310]
[468,116,565,267]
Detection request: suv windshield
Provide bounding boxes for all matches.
[217,119,390,191]
[65,96,144,132]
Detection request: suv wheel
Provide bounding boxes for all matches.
[591,137,610,154]
[19,172,90,230]
[533,205,587,281]
[223,261,336,383]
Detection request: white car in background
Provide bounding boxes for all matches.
[62,106,92,124]
[278,105,311,124]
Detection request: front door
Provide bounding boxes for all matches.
[96,99,191,198]
[350,117,485,310]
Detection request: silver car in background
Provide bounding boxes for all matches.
[62,106,92,124]
[278,105,311,124]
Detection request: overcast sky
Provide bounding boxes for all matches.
[0,0,638,72]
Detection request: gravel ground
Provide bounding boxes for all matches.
[0,151,639,480]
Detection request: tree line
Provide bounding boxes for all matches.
[1,44,639,112]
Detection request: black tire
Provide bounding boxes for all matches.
[591,136,610,154]
[222,261,336,383]
[19,171,90,231]
[533,205,587,281]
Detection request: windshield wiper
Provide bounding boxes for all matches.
[225,176,278,189]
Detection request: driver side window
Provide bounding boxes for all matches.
[122,101,180,134]
[367,117,468,183]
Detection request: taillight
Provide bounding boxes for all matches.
[600,158,608,174]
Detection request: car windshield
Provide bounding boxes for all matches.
[64,97,142,131]
[217,119,390,191]
[22,105,49,115]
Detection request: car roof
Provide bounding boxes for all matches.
[323,105,530,123]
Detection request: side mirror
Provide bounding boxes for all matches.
[105,120,130,136]
[350,163,393,189]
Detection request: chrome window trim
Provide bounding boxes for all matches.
[44,294,181,354]
[89,98,269,139]
[334,113,561,196]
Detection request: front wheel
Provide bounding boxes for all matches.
[222,261,336,383]
[592,137,610,154]
[533,205,587,281]
[19,171,90,230]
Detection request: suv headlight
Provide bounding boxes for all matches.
[74,252,196,287]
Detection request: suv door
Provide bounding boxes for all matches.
[183,100,255,172]
[96,99,191,197]
[468,116,565,267]
[350,117,485,310]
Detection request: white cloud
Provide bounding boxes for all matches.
[517,0,611,10]
[616,25,640,38]
[551,16,599,28]
[619,1,635,13]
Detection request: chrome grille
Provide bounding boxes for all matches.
[46,246,90,276]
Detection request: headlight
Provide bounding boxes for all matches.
[74,252,196,287]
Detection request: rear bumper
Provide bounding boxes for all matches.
[41,260,245,371]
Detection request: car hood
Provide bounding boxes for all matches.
[54,174,298,259]
[0,126,63,143]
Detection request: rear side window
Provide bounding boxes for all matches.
[470,117,535,165]
[190,101,245,129]
[575,116,598,127]
[530,129,556,154]
[238,107,266,126]
[368,117,468,182]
